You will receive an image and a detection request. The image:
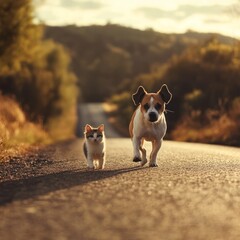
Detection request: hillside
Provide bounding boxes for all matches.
[44,24,237,102]
[43,24,240,146]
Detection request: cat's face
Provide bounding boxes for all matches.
[84,124,104,143]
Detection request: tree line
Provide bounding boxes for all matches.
[45,24,240,145]
[0,0,78,141]
[45,24,235,102]
[1,1,239,146]
[110,38,240,145]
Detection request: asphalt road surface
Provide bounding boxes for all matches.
[77,103,121,138]
[1,104,240,240]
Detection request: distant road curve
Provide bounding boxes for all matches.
[77,103,122,138]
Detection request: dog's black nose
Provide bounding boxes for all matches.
[149,112,158,122]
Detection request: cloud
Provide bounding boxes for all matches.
[178,4,226,16]
[135,4,229,21]
[224,3,240,17]
[204,17,230,24]
[135,7,183,21]
[61,0,104,10]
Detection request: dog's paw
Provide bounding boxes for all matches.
[133,157,142,162]
[141,160,147,166]
[149,163,158,167]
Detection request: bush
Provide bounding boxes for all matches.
[110,38,240,145]
[0,95,48,150]
[0,0,79,141]
[108,92,133,136]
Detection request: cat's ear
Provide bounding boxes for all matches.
[98,124,104,132]
[85,124,92,133]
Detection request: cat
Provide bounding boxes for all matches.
[83,124,106,170]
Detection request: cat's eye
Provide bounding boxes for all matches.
[97,135,102,138]
[143,103,149,111]
[155,103,162,111]
[87,135,94,138]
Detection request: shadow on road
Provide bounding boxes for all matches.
[0,166,143,206]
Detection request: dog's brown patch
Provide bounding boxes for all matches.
[140,93,164,113]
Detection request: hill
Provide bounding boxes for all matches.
[44,24,237,102]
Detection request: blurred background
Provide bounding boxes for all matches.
[0,0,240,150]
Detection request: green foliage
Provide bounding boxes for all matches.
[0,0,78,141]
[45,24,236,103]
[0,0,41,73]
[46,25,232,102]
[161,39,240,113]
[109,92,133,128]
[45,23,240,145]
[109,38,240,145]
[82,45,132,101]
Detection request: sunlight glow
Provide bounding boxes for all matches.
[34,0,240,38]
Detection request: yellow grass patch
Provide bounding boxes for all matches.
[0,95,50,160]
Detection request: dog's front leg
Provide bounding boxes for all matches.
[132,136,142,162]
[149,139,162,167]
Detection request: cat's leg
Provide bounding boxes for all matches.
[87,155,94,170]
[98,154,106,169]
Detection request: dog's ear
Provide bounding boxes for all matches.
[158,84,172,104]
[132,86,147,105]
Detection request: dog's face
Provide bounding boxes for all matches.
[141,94,165,122]
[132,84,172,123]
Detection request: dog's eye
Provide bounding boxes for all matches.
[155,103,162,111]
[143,103,149,111]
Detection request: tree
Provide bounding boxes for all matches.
[0,0,40,74]
[0,0,79,139]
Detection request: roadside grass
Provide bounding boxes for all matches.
[172,113,240,146]
[0,95,50,161]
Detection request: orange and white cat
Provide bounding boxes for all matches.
[83,124,106,170]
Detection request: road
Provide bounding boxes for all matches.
[76,103,121,138]
[1,104,240,240]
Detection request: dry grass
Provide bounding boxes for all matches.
[172,111,240,146]
[0,95,50,160]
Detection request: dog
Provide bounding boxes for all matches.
[129,84,172,167]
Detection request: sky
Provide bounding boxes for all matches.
[34,0,240,39]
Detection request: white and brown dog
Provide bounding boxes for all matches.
[129,84,172,167]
